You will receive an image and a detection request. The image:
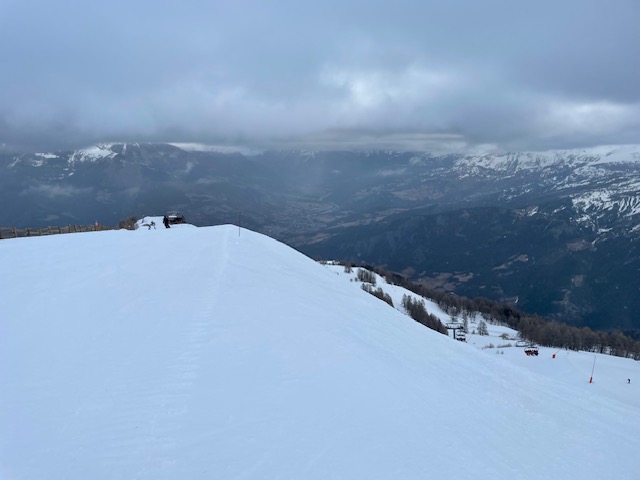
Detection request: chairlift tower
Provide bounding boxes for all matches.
[446,322,465,342]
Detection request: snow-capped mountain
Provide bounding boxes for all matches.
[451,145,640,233]
[0,225,638,479]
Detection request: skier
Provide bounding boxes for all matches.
[163,215,170,228]
[628,378,631,384]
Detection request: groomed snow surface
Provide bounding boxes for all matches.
[1,224,638,480]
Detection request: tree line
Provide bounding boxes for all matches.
[350,262,640,360]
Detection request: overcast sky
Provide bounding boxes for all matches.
[1,0,638,152]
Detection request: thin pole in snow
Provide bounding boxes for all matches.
[589,355,597,383]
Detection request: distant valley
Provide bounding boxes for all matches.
[2,142,640,332]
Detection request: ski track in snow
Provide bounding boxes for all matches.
[115,225,233,477]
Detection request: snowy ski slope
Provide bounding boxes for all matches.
[0,225,638,479]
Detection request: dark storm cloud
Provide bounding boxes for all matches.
[1,0,638,152]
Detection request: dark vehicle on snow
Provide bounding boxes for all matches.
[166,211,186,225]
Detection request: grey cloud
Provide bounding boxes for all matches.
[1,0,638,152]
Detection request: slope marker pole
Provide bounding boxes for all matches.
[589,355,597,383]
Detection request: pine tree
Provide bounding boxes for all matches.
[478,320,489,336]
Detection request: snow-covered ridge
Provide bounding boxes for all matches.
[571,182,640,221]
[13,143,137,167]
[437,144,640,230]
[0,227,638,479]
[68,143,119,164]
[9,142,640,169]
[454,144,640,173]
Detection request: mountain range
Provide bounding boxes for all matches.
[2,142,640,331]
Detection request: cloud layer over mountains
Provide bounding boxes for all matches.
[1,0,639,151]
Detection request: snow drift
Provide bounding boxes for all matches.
[0,225,638,479]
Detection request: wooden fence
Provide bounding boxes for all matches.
[0,224,115,240]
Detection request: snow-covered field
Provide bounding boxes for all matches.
[1,225,638,479]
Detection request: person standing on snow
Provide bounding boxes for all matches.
[163,215,170,228]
